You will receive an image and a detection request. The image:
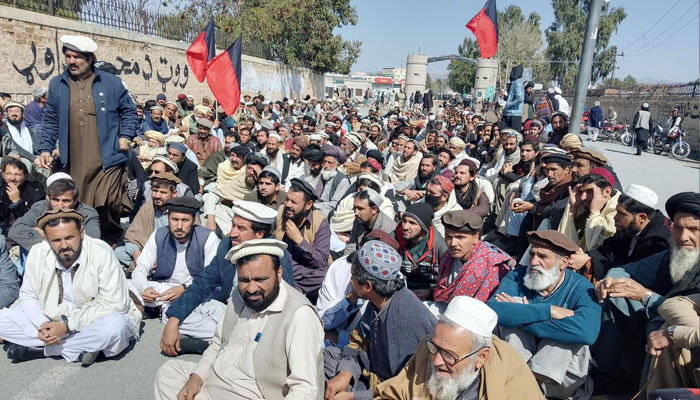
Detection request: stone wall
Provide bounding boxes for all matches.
[0,5,324,105]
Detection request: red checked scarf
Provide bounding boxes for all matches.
[433,241,516,303]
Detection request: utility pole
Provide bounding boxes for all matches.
[610,52,624,87]
[570,0,604,135]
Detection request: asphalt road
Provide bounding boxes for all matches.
[581,136,700,211]
[0,134,698,400]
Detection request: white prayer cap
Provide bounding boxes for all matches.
[46,172,73,187]
[165,134,185,143]
[317,131,330,139]
[554,87,562,95]
[231,200,278,225]
[268,132,282,142]
[150,155,179,174]
[624,184,658,209]
[442,296,498,338]
[309,134,322,141]
[225,238,287,264]
[60,35,98,53]
[428,115,436,121]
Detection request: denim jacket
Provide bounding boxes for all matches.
[39,68,138,169]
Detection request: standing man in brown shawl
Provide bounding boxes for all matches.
[36,35,139,244]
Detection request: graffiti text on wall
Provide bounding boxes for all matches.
[13,42,190,91]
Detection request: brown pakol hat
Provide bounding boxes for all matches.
[37,208,85,230]
[571,148,608,166]
[527,230,578,255]
[151,171,181,185]
[442,210,483,232]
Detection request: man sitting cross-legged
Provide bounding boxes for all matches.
[0,209,141,366]
[160,200,294,356]
[115,171,180,273]
[128,197,220,350]
[488,230,601,399]
[154,239,324,399]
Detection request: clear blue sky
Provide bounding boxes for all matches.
[336,0,700,83]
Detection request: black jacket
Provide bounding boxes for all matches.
[590,210,673,280]
[177,158,200,194]
[0,180,45,235]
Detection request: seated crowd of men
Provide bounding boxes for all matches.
[0,39,699,400]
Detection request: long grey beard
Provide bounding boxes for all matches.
[427,359,479,400]
[523,264,562,292]
[669,246,700,283]
[321,168,338,181]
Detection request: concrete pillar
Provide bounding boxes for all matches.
[405,53,428,96]
[473,58,499,110]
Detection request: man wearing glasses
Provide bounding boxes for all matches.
[373,296,543,399]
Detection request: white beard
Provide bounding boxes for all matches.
[523,264,562,292]
[321,168,338,181]
[669,246,700,283]
[427,359,479,400]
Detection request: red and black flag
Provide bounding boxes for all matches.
[186,19,216,82]
[205,37,242,116]
[466,0,499,59]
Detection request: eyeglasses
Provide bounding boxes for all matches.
[426,335,483,366]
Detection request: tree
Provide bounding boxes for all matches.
[603,74,637,88]
[176,0,361,74]
[496,6,545,89]
[545,0,626,92]
[426,73,432,89]
[447,37,480,94]
[449,6,545,94]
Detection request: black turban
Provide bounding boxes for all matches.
[365,149,385,166]
[302,144,324,163]
[666,192,700,220]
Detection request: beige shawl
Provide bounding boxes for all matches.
[387,153,423,184]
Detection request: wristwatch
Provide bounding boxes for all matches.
[667,325,677,343]
[641,290,653,307]
[181,283,188,290]
[61,314,76,335]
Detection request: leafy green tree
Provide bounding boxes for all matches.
[447,38,480,94]
[603,74,637,88]
[426,73,432,89]
[176,0,361,74]
[496,5,545,88]
[449,5,545,94]
[545,0,626,92]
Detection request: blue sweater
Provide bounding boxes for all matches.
[487,267,601,345]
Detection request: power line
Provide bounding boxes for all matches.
[624,0,699,54]
[622,0,683,51]
[626,13,699,57]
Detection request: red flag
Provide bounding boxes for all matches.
[466,0,499,59]
[205,37,242,116]
[186,20,216,82]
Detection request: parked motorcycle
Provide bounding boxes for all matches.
[652,126,691,159]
